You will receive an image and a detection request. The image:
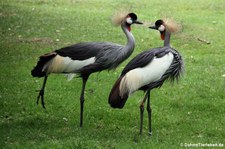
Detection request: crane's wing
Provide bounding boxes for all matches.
[56,42,124,75]
[121,47,170,75]
[55,42,122,61]
[141,47,184,90]
[93,43,124,69]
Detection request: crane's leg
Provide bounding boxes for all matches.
[37,76,48,109]
[146,91,152,136]
[139,91,149,135]
[80,77,88,127]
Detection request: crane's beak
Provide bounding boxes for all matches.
[133,20,143,24]
[149,26,157,30]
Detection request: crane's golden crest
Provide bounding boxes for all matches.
[111,10,130,26]
[163,18,182,33]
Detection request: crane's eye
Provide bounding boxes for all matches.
[158,25,165,32]
[126,17,133,24]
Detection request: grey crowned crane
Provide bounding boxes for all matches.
[31,12,142,127]
[108,19,184,135]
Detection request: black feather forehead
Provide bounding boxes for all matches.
[155,19,164,27]
[127,13,137,20]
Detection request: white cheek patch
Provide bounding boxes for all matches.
[126,17,133,24]
[158,25,165,31]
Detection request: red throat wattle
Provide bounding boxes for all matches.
[160,32,165,40]
[127,26,131,32]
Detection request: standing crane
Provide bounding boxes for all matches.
[108,19,184,135]
[31,12,142,127]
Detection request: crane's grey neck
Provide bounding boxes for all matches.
[164,30,171,47]
[121,23,135,56]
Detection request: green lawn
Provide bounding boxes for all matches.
[1,0,225,148]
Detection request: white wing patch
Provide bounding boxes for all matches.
[61,56,95,72]
[45,55,95,74]
[120,52,174,97]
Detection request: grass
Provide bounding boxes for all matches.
[1,0,225,148]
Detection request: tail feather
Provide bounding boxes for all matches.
[108,76,129,109]
[31,52,57,77]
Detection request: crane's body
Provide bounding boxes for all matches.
[31,12,142,127]
[108,19,184,135]
[32,41,134,78]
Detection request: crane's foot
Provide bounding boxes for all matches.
[36,89,46,109]
[148,131,152,136]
